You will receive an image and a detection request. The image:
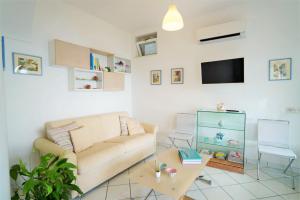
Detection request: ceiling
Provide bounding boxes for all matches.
[64,0,245,32]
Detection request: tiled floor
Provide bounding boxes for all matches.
[80,145,300,200]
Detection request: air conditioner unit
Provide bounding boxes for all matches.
[196,21,246,43]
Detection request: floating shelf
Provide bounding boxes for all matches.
[70,68,103,91]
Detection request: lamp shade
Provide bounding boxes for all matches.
[162,4,184,31]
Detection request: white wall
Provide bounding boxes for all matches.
[132,0,300,167]
[0,37,11,200]
[1,0,132,164]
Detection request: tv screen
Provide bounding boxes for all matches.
[201,58,244,84]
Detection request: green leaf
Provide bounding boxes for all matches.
[55,158,67,166]
[40,153,55,167]
[19,160,30,176]
[10,165,20,181]
[47,155,60,168]
[59,163,76,169]
[68,184,83,194]
[43,183,53,196]
[23,179,37,194]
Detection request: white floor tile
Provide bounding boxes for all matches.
[222,184,255,200]
[277,177,300,192]
[201,187,232,200]
[136,195,172,200]
[210,173,238,186]
[130,184,152,198]
[82,186,107,200]
[204,166,224,175]
[246,169,272,180]
[241,182,276,198]
[188,182,199,191]
[106,185,130,200]
[186,190,207,200]
[109,171,130,186]
[281,193,300,200]
[261,179,296,195]
[245,162,257,170]
[194,174,218,189]
[262,167,286,179]
[226,171,255,183]
[260,196,284,200]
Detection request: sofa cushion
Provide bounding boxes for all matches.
[119,116,129,136]
[77,142,125,175]
[46,112,129,144]
[104,134,155,153]
[70,126,95,153]
[46,122,81,151]
[126,118,145,135]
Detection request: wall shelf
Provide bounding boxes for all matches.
[70,68,103,91]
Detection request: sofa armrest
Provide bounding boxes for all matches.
[34,138,77,174]
[141,122,159,134]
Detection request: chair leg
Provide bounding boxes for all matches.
[187,140,192,149]
[168,137,177,148]
[283,158,295,190]
[257,152,261,180]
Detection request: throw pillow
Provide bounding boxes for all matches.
[119,116,129,136]
[46,122,81,151]
[69,126,94,153]
[127,117,145,135]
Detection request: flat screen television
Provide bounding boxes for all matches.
[201,58,244,84]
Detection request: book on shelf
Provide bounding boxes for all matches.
[178,148,202,165]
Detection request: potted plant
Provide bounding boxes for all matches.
[10,153,83,200]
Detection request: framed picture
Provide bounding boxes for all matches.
[150,70,161,85]
[12,52,42,75]
[269,58,291,81]
[171,68,184,84]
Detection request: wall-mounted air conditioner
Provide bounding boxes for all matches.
[196,21,246,43]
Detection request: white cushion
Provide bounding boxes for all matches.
[70,126,95,153]
[258,145,297,159]
[104,134,155,153]
[77,142,125,174]
[126,117,145,135]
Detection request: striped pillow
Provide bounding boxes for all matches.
[47,122,81,151]
[119,116,129,136]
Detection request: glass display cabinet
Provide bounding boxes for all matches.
[196,109,246,173]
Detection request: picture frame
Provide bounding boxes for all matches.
[171,68,184,84]
[12,52,42,76]
[150,70,161,85]
[269,58,291,81]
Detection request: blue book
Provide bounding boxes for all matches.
[90,53,94,70]
[178,149,202,164]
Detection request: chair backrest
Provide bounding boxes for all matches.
[257,119,290,148]
[175,113,196,135]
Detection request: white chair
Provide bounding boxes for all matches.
[168,113,196,149]
[257,119,297,189]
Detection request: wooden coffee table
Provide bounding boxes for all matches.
[130,148,209,200]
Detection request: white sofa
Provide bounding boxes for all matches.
[34,112,158,194]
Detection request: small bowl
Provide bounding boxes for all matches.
[165,167,177,177]
[160,163,167,171]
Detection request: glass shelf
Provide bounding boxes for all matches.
[197,123,245,131]
[75,79,101,82]
[198,136,244,150]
